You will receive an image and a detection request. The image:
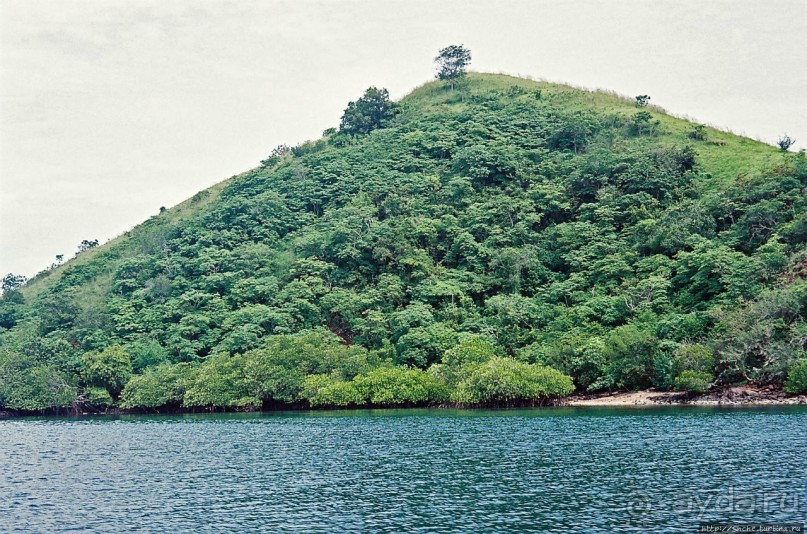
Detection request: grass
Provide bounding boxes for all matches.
[21,176,233,300]
[406,73,783,186]
[22,73,784,300]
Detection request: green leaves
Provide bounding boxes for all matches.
[784,359,807,394]
[80,345,133,398]
[339,87,399,136]
[451,357,574,405]
[435,45,471,90]
[2,74,804,412]
[674,370,712,393]
[0,351,75,411]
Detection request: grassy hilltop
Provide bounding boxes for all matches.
[1,73,805,412]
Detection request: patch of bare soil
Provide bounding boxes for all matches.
[566,385,807,406]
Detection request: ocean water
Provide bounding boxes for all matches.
[1,406,805,532]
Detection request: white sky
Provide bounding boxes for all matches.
[1,0,806,278]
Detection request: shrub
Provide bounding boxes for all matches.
[353,367,447,406]
[593,325,658,391]
[243,331,378,403]
[442,336,503,367]
[540,335,606,391]
[0,355,75,411]
[301,375,364,407]
[183,355,257,408]
[673,343,715,374]
[85,386,113,406]
[712,281,805,385]
[777,135,795,152]
[339,87,399,135]
[784,360,807,394]
[674,370,713,393]
[80,345,132,398]
[653,340,715,391]
[687,125,707,141]
[129,339,170,371]
[630,111,654,136]
[452,357,574,405]
[120,364,193,408]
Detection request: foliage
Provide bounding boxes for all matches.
[1,73,804,411]
[435,45,471,90]
[80,345,133,398]
[184,353,256,408]
[354,367,447,406]
[442,336,503,367]
[120,364,193,408]
[2,273,27,293]
[243,330,378,403]
[777,135,796,152]
[634,95,650,107]
[77,239,99,254]
[654,342,715,390]
[711,279,805,385]
[674,370,712,393]
[630,111,655,136]
[784,359,807,394]
[687,124,707,141]
[339,87,398,136]
[539,334,607,391]
[593,325,660,391]
[451,357,574,405]
[260,144,291,167]
[85,386,113,406]
[0,349,75,411]
[301,374,364,407]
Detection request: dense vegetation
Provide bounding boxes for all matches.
[1,73,805,412]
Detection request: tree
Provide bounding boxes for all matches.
[630,111,653,136]
[687,124,707,141]
[635,95,651,107]
[80,345,133,398]
[777,134,796,152]
[76,239,99,254]
[260,144,291,167]
[1,273,26,294]
[435,45,471,91]
[339,87,398,135]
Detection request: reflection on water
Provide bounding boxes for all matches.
[2,407,805,532]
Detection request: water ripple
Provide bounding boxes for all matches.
[1,407,805,532]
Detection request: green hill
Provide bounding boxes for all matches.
[1,73,805,412]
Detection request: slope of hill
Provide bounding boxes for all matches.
[1,73,805,412]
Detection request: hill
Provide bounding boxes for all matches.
[1,73,805,412]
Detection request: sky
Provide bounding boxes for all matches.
[1,0,806,278]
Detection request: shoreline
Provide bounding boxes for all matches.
[566,385,807,407]
[2,386,805,419]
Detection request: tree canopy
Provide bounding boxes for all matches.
[435,45,472,90]
[339,87,399,135]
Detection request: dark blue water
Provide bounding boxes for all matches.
[1,407,805,532]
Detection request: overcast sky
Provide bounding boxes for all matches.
[1,0,805,278]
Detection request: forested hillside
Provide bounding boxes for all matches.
[1,73,805,412]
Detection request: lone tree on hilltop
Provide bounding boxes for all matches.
[435,45,471,91]
[339,87,398,136]
[635,95,651,107]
